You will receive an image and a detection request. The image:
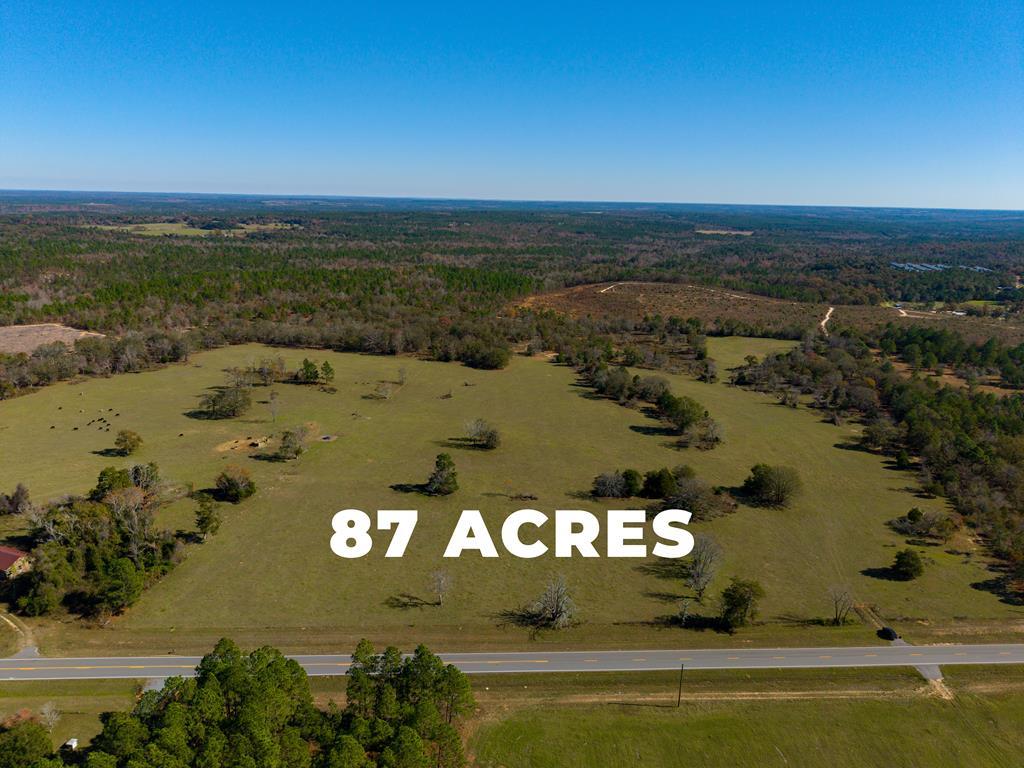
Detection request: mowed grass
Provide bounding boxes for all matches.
[0,680,139,748]
[0,339,1014,655]
[470,690,1024,768]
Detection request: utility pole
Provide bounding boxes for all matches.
[676,663,685,707]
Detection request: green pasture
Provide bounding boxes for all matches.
[0,338,1012,655]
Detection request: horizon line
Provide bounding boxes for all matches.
[1,187,1023,215]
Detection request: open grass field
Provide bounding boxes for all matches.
[0,338,1018,656]
[470,685,1024,767]
[88,221,293,237]
[522,282,1024,344]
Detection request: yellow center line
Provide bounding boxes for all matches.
[678,657,691,661]
[772,656,786,660]
[584,659,598,663]
[818,655,832,659]
[632,658,647,662]
[727,656,739,660]
[863,654,878,657]
[909,653,922,657]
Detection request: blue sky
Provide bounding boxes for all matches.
[1,1,1021,208]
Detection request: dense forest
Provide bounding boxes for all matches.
[2,204,1023,399]
[0,638,475,767]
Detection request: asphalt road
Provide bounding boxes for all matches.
[2,644,1024,681]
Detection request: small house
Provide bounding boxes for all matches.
[0,545,30,579]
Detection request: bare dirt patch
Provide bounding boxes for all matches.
[216,436,271,452]
[0,324,104,354]
[695,228,754,236]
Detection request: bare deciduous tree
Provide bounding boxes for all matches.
[39,701,61,732]
[829,585,854,626]
[530,575,576,629]
[685,534,722,602]
[429,569,453,606]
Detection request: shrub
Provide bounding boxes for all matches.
[641,467,678,499]
[741,464,802,507]
[276,425,309,460]
[215,466,256,503]
[892,548,924,580]
[592,472,627,498]
[114,429,143,456]
[426,453,458,495]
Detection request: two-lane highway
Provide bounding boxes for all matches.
[2,644,1024,681]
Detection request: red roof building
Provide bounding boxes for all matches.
[0,546,30,578]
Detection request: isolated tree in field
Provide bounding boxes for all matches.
[200,384,252,418]
[719,577,765,629]
[268,389,280,422]
[297,357,320,383]
[195,494,221,540]
[320,360,335,384]
[216,465,256,503]
[465,418,500,449]
[426,453,458,495]
[430,569,453,606]
[741,464,802,507]
[892,548,924,580]
[114,429,143,456]
[530,575,576,629]
[828,585,855,625]
[657,391,705,433]
[276,425,309,460]
[685,534,722,602]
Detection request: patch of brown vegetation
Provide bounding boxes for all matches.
[0,323,104,354]
[519,282,1024,344]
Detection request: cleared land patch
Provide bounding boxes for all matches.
[521,282,1024,343]
[0,340,1015,656]
[0,324,104,354]
[89,221,294,237]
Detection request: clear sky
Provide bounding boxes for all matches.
[1,1,1021,208]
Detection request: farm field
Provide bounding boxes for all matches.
[0,338,1016,657]
[522,282,1024,344]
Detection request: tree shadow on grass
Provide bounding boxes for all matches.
[91,448,125,458]
[390,482,430,494]
[635,559,688,580]
[971,564,1024,607]
[629,424,677,437]
[618,614,732,634]
[434,438,490,451]
[644,590,686,604]
[860,566,903,581]
[384,593,434,610]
